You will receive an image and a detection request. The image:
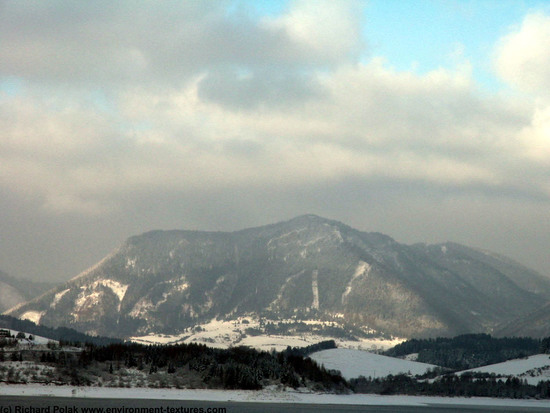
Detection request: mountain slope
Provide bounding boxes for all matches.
[495,302,550,338]
[7,215,550,339]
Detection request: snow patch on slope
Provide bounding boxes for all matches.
[75,291,102,313]
[88,279,129,302]
[269,270,305,309]
[311,270,319,310]
[20,311,44,324]
[129,297,154,318]
[51,289,70,308]
[342,261,371,305]
[72,279,129,315]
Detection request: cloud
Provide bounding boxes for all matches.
[494,11,550,172]
[197,69,324,110]
[495,12,550,97]
[1,1,550,279]
[0,1,364,89]
[266,0,365,64]
[0,4,545,219]
[518,105,550,162]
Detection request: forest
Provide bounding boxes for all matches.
[0,339,348,392]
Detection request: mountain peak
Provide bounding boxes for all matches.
[280,214,336,226]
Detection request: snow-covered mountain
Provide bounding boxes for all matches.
[6,215,550,339]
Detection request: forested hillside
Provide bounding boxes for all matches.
[385,334,543,369]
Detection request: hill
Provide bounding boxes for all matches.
[461,354,550,385]
[310,348,438,380]
[0,314,122,346]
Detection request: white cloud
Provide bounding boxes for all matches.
[495,12,550,97]
[494,12,550,171]
[266,0,365,64]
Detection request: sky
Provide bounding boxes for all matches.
[1,0,549,282]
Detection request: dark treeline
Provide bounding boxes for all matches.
[262,321,380,339]
[0,315,122,346]
[385,334,544,370]
[351,373,550,399]
[63,341,349,391]
[281,340,337,357]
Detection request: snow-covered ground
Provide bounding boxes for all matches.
[0,361,57,383]
[461,354,550,385]
[131,317,403,352]
[1,383,550,409]
[310,348,438,379]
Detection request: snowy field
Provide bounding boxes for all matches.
[310,348,438,379]
[461,354,550,385]
[2,383,550,409]
[130,318,403,351]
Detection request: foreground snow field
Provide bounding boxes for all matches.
[1,383,550,409]
[310,348,438,379]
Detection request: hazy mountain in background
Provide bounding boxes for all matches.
[495,302,550,338]
[6,215,550,339]
[0,270,57,313]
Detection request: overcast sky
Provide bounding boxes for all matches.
[1,0,549,282]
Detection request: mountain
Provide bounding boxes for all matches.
[0,270,57,313]
[6,215,550,339]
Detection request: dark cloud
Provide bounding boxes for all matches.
[0,1,359,88]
